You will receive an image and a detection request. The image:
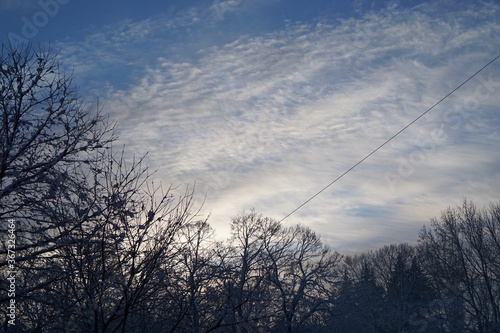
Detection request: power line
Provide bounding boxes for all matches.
[278,53,500,223]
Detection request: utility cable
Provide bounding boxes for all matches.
[278,53,500,223]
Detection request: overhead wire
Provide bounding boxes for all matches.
[278,53,500,223]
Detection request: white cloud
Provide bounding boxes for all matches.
[61,0,500,252]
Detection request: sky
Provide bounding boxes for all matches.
[1,0,499,253]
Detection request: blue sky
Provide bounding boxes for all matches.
[1,0,499,252]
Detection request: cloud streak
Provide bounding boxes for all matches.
[58,0,500,252]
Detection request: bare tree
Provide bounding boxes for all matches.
[0,42,115,271]
[0,43,205,332]
[222,210,279,332]
[0,43,114,216]
[0,42,116,330]
[164,219,222,333]
[419,200,500,333]
[265,225,342,333]
[1,135,199,332]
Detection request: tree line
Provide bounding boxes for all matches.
[1,44,499,333]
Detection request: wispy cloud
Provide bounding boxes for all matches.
[58,0,500,251]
